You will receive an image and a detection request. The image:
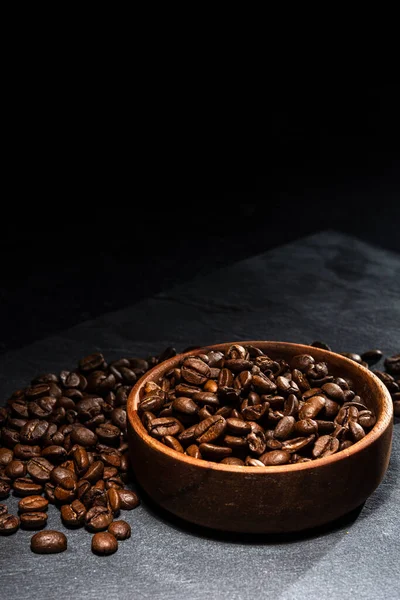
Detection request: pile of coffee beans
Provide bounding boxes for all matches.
[0,341,398,554]
[139,343,399,467]
[0,347,177,554]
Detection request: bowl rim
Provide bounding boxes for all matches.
[127,341,393,474]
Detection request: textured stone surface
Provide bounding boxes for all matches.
[0,230,399,599]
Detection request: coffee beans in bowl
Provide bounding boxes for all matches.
[128,341,393,533]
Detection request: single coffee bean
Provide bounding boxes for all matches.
[27,457,54,483]
[31,530,67,553]
[226,418,252,436]
[310,341,331,351]
[162,435,184,453]
[71,427,98,447]
[186,444,202,459]
[181,357,211,385]
[260,450,291,466]
[172,397,199,416]
[220,457,244,466]
[192,392,220,407]
[13,477,43,496]
[0,513,20,535]
[357,410,376,428]
[41,445,68,462]
[247,431,266,455]
[195,416,226,444]
[294,418,318,436]
[19,495,49,512]
[85,506,113,531]
[51,466,78,486]
[274,416,295,440]
[20,511,48,529]
[79,353,105,373]
[5,460,26,479]
[349,420,366,442]
[92,531,118,555]
[84,461,104,484]
[312,435,340,458]
[108,520,131,540]
[299,396,326,420]
[0,480,11,499]
[224,435,248,449]
[148,417,182,439]
[72,446,90,476]
[61,500,86,526]
[281,435,315,453]
[245,457,265,467]
[117,489,140,510]
[0,448,14,466]
[321,383,345,403]
[13,444,41,460]
[361,349,383,366]
[107,487,121,513]
[20,420,49,445]
[384,354,400,376]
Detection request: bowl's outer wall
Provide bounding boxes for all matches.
[128,342,393,533]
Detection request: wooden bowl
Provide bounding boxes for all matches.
[127,341,393,533]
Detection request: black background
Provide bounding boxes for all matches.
[1,83,399,354]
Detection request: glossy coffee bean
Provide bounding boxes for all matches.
[18,495,49,512]
[20,511,48,529]
[5,460,26,479]
[61,500,86,526]
[13,477,43,496]
[108,520,131,540]
[117,489,140,510]
[92,531,118,555]
[31,530,67,553]
[85,506,113,531]
[0,513,20,535]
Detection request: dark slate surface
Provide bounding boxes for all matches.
[1,230,399,600]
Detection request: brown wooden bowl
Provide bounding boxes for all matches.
[127,341,393,533]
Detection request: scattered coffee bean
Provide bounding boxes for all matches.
[0,513,20,535]
[108,520,131,540]
[31,530,67,554]
[20,511,48,529]
[18,495,49,513]
[92,531,118,555]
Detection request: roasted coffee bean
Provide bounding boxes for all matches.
[181,357,211,385]
[20,511,48,529]
[0,448,13,467]
[51,466,77,486]
[247,430,266,455]
[291,369,311,392]
[31,530,67,553]
[220,457,244,466]
[18,495,49,513]
[0,480,11,499]
[312,435,340,458]
[107,487,121,513]
[13,444,41,460]
[72,446,90,476]
[311,341,331,351]
[224,435,248,449]
[0,513,20,534]
[20,420,49,445]
[252,373,277,394]
[5,460,26,479]
[162,435,184,453]
[245,457,265,467]
[260,450,291,466]
[242,402,269,421]
[85,506,113,531]
[148,417,182,439]
[199,443,232,461]
[321,383,345,403]
[95,424,120,445]
[339,440,354,451]
[226,418,251,436]
[357,410,376,428]
[138,395,165,414]
[92,531,118,555]
[291,354,315,371]
[172,397,199,416]
[178,424,198,446]
[349,420,366,442]
[61,500,86,526]
[281,435,315,453]
[13,477,43,496]
[323,398,341,419]
[294,418,318,436]
[361,349,383,366]
[186,444,202,459]
[26,457,53,483]
[117,489,140,510]
[299,396,326,420]
[108,520,131,540]
[41,445,68,462]
[385,354,400,376]
[204,380,218,393]
[71,427,98,447]
[192,392,220,408]
[195,416,226,444]
[1,428,20,447]
[274,416,295,440]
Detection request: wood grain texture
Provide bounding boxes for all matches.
[0,231,399,600]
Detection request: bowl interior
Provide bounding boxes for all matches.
[127,341,393,472]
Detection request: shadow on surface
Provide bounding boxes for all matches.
[136,482,365,545]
